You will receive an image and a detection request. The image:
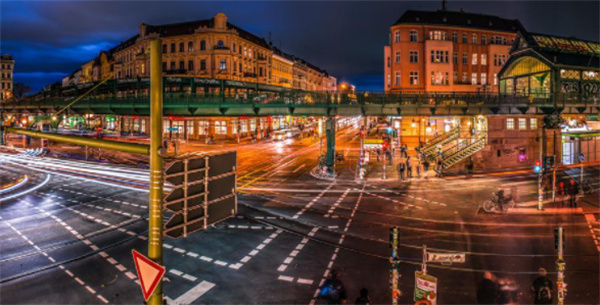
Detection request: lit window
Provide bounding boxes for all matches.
[493,74,498,85]
[220,59,226,70]
[530,118,538,129]
[506,118,515,130]
[462,72,467,83]
[481,73,487,85]
[481,54,487,65]
[410,71,419,85]
[410,30,418,42]
[472,54,478,65]
[518,118,527,130]
[471,73,477,85]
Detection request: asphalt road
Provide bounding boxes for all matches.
[0,129,599,305]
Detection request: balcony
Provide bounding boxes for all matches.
[244,72,257,78]
[213,45,230,50]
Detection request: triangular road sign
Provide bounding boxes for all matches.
[132,250,166,301]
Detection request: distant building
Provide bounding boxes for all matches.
[1,54,14,101]
[384,5,522,93]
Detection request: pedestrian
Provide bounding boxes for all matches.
[530,268,553,304]
[398,161,405,181]
[416,157,422,178]
[559,181,565,206]
[376,149,381,162]
[406,156,412,178]
[477,271,498,304]
[569,179,577,208]
[318,269,347,305]
[354,288,371,305]
[436,158,443,178]
[466,157,474,178]
[423,159,430,180]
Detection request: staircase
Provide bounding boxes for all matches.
[421,127,459,159]
[442,135,487,169]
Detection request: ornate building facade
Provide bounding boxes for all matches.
[384,6,522,93]
[62,13,336,93]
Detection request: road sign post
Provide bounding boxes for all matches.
[132,250,166,302]
[147,39,164,305]
[389,227,401,305]
[555,226,567,305]
[579,153,584,194]
[163,152,237,239]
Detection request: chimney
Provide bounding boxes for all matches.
[442,0,448,10]
[139,23,147,37]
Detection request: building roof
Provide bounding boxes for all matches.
[393,9,524,33]
[142,18,271,49]
[1,54,14,61]
[513,31,600,69]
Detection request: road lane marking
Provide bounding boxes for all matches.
[292,183,334,219]
[165,281,215,305]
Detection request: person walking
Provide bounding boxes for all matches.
[318,269,347,305]
[476,271,498,304]
[423,159,430,180]
[354,288,371,305]
[406,156,412,178]
[398,161,405,181]
[436,157,443,178]
[466,157,474,178]
[416,157,422,178]
[569,179,578,208]
[530,268,553,304]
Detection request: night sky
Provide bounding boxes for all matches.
[1,1,598,93]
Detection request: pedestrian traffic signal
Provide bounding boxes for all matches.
[543,156,555,171]
[534,160,541,173]
[554,227,565,250]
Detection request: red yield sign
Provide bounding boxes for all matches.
[132,250,166,301]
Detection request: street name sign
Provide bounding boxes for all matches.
[414,271,437,305]
[163,151,237,238]
[426,252,466,264]
[132,250,166,301]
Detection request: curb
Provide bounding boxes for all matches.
[309,166,337,182]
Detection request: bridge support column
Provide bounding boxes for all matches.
[326,117,336,172]
[256,118,262,140]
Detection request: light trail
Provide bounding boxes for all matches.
[0,175,29,194]
[0,174,50,203]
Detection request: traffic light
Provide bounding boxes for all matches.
[534,160,542,173]
[554,227,565,250]
[543,156,555,171]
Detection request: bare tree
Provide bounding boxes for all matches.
[13,82,32,99]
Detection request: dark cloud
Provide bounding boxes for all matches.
[1,1,598,92]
